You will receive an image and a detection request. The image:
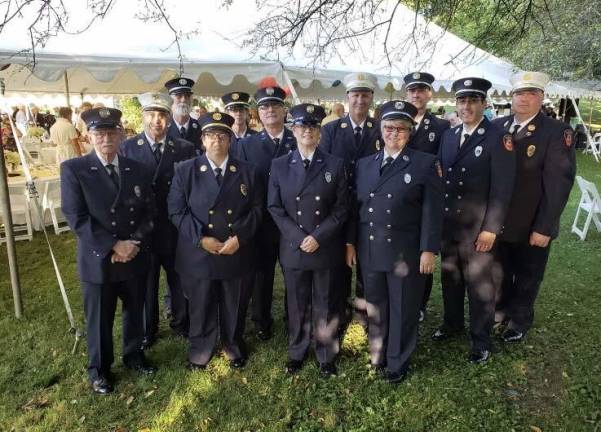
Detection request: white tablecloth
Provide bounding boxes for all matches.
[3,175,61,230]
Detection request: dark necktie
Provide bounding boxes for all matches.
[273,137,281,147]
[303,158,310,170]
[106,163,120,190]
[180,126,186,138]
[214,167,223,186]
[511,124,521,136]
[460,133,470,148]
[354,126,362,147]
[380,156,394,176]
[153,142,162,164]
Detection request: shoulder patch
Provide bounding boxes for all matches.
[503,134,514,152]
[564,129,573,147]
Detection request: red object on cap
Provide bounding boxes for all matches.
[258,76,279,89]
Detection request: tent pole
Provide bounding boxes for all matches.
[570,96,600,162]
[588,98,594,129]
[63,71,71,107]
[282,68,300,104]
[0,82,24,319]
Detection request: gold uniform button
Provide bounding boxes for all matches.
[209,210,214,215]
[227,209,233,215]
[208,224,214,228]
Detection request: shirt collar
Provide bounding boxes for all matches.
[511,113,538,130]
[383,148,402,161]
[173,117,190,130]
[461,117,485,137]
[348,116,366,130]
[144,132,166,149]
[268,129,285,142]
[95,151,119,169]
[233,127,248,139]
[207,155,229,173]
[414,113,425,128]
[298,148,316,162]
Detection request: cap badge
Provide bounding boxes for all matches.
[477,128,485,135]
[404,173,412,184]
[229,165,237,172]
[324,171,332,183]
[412,72,420,79]
[357,73,365,80]
[137,138,144,146]
[240,183,248,196]
[527,144,536,157]
[200,164,208,172]
[213,113,222,121]
[464,79,472,87]
[341,122,348,129]
[395,101,405,110]
[429,132,436,142]
[523,73,533,81]
[266,87,274,96]
[99,108,111,119]
[475,145,483,157]
[232,93,240,100]
[306,105,315,113]
[179,78,187,85]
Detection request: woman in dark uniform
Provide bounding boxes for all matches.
[167,112,262,370]
[346,100,443,383]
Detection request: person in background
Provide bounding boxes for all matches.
[165,77,202,153]
[445,111,462,128]
[221,92,258,145]
[51,107,82,161]
[322,103,345,125]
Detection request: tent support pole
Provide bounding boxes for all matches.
[570,96,600,162]
[282,68,300,105]
[63,71,71,107]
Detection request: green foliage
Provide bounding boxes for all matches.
[1,154,600,431]
[118,96,143,133]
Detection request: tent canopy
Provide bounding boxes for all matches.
[1,1,600,101]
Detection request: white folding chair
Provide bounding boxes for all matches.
[571,176,601,240]
[41,179,70,235]
[0,184,33,243]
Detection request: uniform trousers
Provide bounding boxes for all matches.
[183,276,247,365]
[441,240,496,351]
[82,277,145,381]
[419,273,434,311]
[284,268,338,364]
[495,240,551,332]
[145,252,188,338]
[250,238,279,331]
[363,269,423,374]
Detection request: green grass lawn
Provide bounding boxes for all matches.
[1,153,601,432]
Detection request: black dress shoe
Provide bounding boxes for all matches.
[502,328,524,342]
[256,328,272,341]
[431,326,462,341]
[386,370,407,384]
[468,349,490,364]
[230,357,247,369]
[285,359,304,375]
[125,360,157,375]
[187,361,207,371]
[319,362,337,378]
[141,335,156,350]
[91,376,113,394]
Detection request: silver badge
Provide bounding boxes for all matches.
[99,108,111,118]
[475,146,483,157]
[423,118,430,125]
[306,105,315,113]
[266,87,274,96]
[424,125,429,130]
[90,166,98,171]
[200,164,207,172]
[402,155,409,161]
[395,101,405,110]
[137,138,144,146]
[429,132,436,142]
[192,123,198,129]
[404,173,412,184]
[324,171,332,183]
[179,78,187,85]
[464,79,472,87]
[412,72,420,79]
[477,128,485,135]
[134,185,141,197]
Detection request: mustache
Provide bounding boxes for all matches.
[173,103,190,116]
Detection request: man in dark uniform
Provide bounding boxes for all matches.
[492,71,576,342]
[432,78,516,364]
[404,71,451,322]
[346,100,443,383]
[268,103,349,377]
[61,107,156,394]
[221,91,258,146]
[165,77,202,152]
[120,93,196,349]
[319,72,381,330]
[168,112,262,369]
[234,86,296,340]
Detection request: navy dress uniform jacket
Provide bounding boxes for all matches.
[60,152,155,284]
[167,154,263,280]
[409,112,450,155]
[439,117,516,243]
[351,147,444,272]
[492,112,576,242]
[231,127,258,147]
[268,148,349,270]
[168,117,202,151]
[120,133,196,254]
[319,115,382,187]
[232,128,297,244]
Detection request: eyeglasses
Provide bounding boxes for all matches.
[295,124,319,131]
[383,125,411,134]
[258,103,283,111]
[89,130,122,139]
[203,131,230,140]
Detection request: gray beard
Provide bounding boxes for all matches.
[173,103,190,117]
